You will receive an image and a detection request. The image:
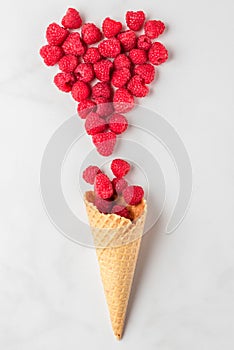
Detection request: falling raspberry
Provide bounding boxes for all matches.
[83,165,101,184]
[102,17,122,38]
[71,81,90,102]
[62,8,82,29]
[108,114,128,135]
[125,11,145,31]
[111,159,131,178]
[148,42,168,65]
[123,185,144,205]
[144,20,165,39]
[40,45,64,66]
[54,72,76,92]
[94,173,114,199]
[77,99,96,119]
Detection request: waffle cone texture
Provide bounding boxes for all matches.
[84,192,147,340]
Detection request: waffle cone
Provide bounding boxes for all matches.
[84,192,147,340]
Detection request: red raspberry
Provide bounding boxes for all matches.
[94,59,113,82]
[94,97,113,117]
[117,30,137,51]
[125,11,145,31]
[71,81,90,101]
[148,42,168,65]
[77,99,96,119]
[83,47,102,64]
[61,8,82,29]
[40,45,64,66]
[111,68,131,88]
[113,88,134,113]
[94,173,113,199]
[62,33,85,56]
[92,82,112,99]
[129,49,147,64]
[112,205,130,219]
[46,23,68,46]
[114,54,131,70]
[92,132,116,156]
[137,35,152,51]
[74,63,94,83]
[81,23,102,45]
[85,112,107,135]
[94,196,113,214]
[112,177,128,194]
[102,17,122,38]
[127,75,149,97]
[134,63,155,84]
[144,20,165,39]
[58,54,78,72]
[109,113,128,134]
[82,165,101,184]
[98,38,121,58]
[123,185,144,205]
[54,72,76,92]
[111,159,130,178]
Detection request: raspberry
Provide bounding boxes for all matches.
[144,20,165,39]
[114,54,131,70]
[61,8,82,29]
[46,23,68,46]
[58,54,78,72]
[94,173,113,199]
[134,63,155,84]
[92,82,112,99]
[94,196,113,214]
[82,165,101,184]
[83,47,102,64]
[81,23,102,45]
[54,72,76,92]
[126,11,145,31]
[74,63,94,83]
[117,30,137,51]
[112,177,128,194]
[111,68,131,88]
[77,99,96,119]
[94,97,114,117]
[148,42,168,65]
[112,205,130,219]
[137,35,152,51]
[109,113,128,134]
[127,75,149,97]
[40,45,64,66]
[98,38,121,58]
[85,112,107,135]
[94,59,113,82]
[123,185,144,205]
[71,81,90,101]
[102,17,122,38]
[62,33,85,56]
[129,49,147,64]
[92,132,116,156]
[111,159,130,178]
[113,88,134,113]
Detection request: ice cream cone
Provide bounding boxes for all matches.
[84,191,147,340]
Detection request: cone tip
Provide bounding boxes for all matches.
[115,333,122,340]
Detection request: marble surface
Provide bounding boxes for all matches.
[1,0,234,349]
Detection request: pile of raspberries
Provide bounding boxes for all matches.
[83,158,144,218]
[40,8,168,156]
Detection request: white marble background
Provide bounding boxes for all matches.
[1,0,234,349]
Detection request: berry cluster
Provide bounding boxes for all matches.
[83,159,144,218]
[40,8,168,156]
